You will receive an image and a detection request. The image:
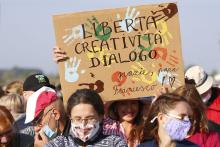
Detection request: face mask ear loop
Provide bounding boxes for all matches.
[150,116,158,123]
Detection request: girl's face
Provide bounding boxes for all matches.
[70,103,102,134]
[159,101,192,124]
[116,100,139,123]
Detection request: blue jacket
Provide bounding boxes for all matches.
[138,139,199,147]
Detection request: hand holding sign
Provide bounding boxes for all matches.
[53,3,184,102]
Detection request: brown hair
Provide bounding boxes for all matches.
[173,79,208,134]
[142,93,189,143]
[0,105,14,133]
[108,100,145,147]
[67,89,104,117]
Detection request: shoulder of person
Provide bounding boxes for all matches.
[96,134,127,147]
[176,139,199,147]
[205,131,220,142]
[19,125,35,137]
[103,117,120,132]
[15,133,34,147]
[45,135,71,147]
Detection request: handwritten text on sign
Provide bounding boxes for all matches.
[53,3,184,102]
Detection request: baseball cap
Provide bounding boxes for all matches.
[23,73,55,91]
[25,86,58,124]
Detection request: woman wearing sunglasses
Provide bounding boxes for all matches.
[45,89,127,147]
[138,93,199,147]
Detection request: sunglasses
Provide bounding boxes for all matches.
[165,113,192,122]
[32,107,54,126]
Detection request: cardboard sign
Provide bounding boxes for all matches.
[53,2,184,102]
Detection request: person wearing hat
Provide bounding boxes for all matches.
[185,65,220,133]
[25,86,70,147]
[23,73,55,104]
[18,73,55,136]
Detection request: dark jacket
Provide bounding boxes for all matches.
[8,133,34,147]
[138,139,199,147]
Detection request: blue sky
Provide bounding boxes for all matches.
[0,0,219,74]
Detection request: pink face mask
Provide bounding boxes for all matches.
[71,121,100,142]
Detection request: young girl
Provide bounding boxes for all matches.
[53,47,147,147]
[45,89,127,147]
[173,80,220,147]
[104,100,146,147]
[139,93,199,147]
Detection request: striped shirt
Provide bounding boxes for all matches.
[45,131,127,147]
[103,117,139,147]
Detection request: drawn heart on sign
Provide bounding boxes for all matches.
[169,76,175,88]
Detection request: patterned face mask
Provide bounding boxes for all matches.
[71,121,100,142]
[163,115,191,141]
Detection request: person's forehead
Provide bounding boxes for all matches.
[23,90,34,93]
[168,101,191,115]
[71,103,97,117]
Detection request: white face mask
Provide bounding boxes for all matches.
[202,92,212,103]
[71,121,100,142]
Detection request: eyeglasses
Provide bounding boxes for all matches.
[166,113,192,122]
[71,117,97,124]
[32,107,54,126]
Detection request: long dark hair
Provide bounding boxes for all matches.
[108,100,145,146]
[66,89,104,117]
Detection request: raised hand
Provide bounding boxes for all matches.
[53,47,68,63]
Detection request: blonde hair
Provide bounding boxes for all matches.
[0,93,25,119]
[5,81,23,96]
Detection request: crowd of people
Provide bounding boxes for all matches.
[0,48,220,147]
